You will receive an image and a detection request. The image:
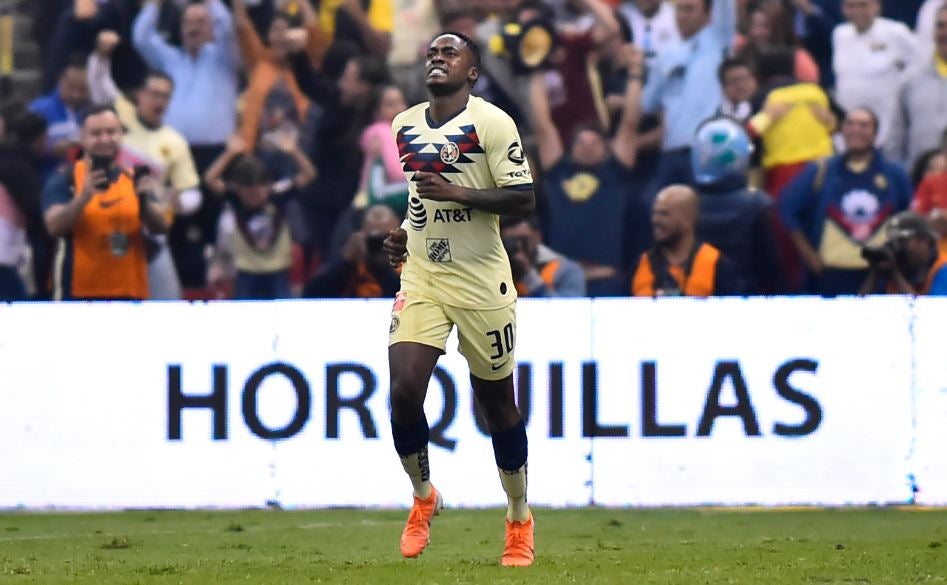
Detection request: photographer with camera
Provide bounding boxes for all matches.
[303,204,401,299]
[501,216,586,298]
[859,212,947,296]
[41,105,170,301]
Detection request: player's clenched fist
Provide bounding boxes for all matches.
[413,171,460,202]
[384,228,408,267]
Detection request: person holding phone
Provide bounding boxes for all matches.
[41,105,170,301]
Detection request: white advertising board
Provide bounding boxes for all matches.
[912,298,947,506]
[0,297,933,509]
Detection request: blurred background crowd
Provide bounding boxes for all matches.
[1,0,947,301]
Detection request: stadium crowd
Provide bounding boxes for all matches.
[2,0,947,301]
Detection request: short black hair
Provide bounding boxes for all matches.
[911,148,943,189]
[756,48,794,84]
[143,69,174,89]
[62,53,88,74]
[229,155,271,187]
[718,56,754,84]
[78,104,119,126]
[9,111,47,145]
[433,30,481,69]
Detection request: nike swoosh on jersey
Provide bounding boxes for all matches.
[491,360,509,371]
[99,198,122,208]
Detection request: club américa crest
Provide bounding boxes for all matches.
[440,141,460,164]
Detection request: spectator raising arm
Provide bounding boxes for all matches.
[711,0,738,50]
[528,74,565,171]
[207,0,239,68]
[87,30,121,105]
[204,134,248,196]
[231,0,266,71]
[578,0,621,45]
[611,46,645,169]
[132,0,178,69]
[340,0,392,58]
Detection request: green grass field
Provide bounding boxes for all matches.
[0,507,945,584]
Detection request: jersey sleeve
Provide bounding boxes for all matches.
[481,107,533,190]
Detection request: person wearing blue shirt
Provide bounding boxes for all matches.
[780,108,912,296]
[29,54,90,170]
[529,46,649,296]
[642,0,736,191]
[132,0,239,148]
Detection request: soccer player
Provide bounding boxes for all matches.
[382,32,536,566]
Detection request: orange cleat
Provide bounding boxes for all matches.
[501,512,535,567]
[400,486,443,558]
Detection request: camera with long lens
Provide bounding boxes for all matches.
[861,241,897,265]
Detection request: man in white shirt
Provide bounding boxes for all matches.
[832,0,919,149]
[916,0,946,57]
[617,0,680,64]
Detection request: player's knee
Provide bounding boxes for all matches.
[389,375,425,422]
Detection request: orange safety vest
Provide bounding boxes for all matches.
[515,259,561,296]
[632,243,721,297]
[56,160,148,300]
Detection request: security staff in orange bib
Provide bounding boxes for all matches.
[632,185,742,297]
[41,105,170,300]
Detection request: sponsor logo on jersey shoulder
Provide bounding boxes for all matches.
[507,141,526,165]
[426,238,452,262]
[440,142,460,165]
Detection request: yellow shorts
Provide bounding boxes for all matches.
[388,291,517,381]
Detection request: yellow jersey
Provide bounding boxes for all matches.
[391,95,533,309]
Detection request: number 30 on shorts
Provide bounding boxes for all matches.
[486,322,515,360]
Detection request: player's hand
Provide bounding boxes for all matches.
[383,228,408,267]
[413,171,462,203]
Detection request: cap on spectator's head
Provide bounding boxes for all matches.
[229,155,271,187]
[887,212,938,242]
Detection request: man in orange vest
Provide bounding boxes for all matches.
[631,185,742,297]
[41,105,170,300]
[859,211,947,295]
[500,216,586,297]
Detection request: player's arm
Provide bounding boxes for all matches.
[413,173,535,218]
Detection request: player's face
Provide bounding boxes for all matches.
[571,129,608,167]
[425,35,477,97]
